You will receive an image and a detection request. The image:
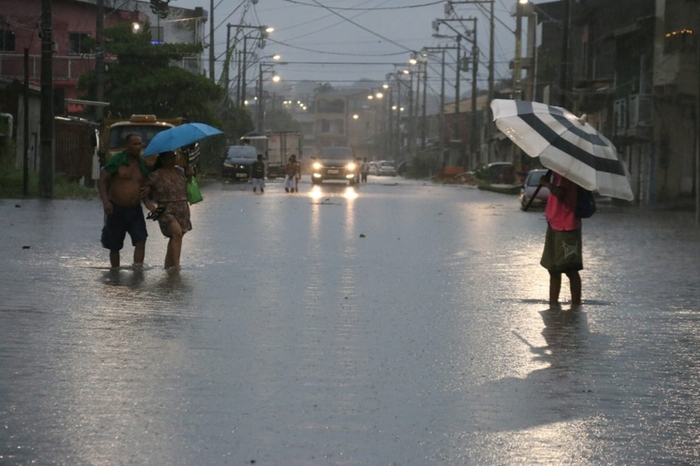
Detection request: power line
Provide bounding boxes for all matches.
[281,0,444,10]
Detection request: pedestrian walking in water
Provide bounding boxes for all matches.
[361,157,370,183]
[143,151,193,270]
[99,133,149,268]
[250,154,265,193]
[539,171,582,309]
[284,154,300,193]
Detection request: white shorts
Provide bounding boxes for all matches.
[252,178,265,189]
[284,175,297,189]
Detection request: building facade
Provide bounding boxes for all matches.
[0,0,206,113]
[501,0,698,206]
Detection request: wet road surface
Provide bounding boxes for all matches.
[1,176,700,464]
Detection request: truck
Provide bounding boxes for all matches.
[101,114,191,166]
[266,131,302,179]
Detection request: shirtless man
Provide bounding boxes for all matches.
[99,133,150,268]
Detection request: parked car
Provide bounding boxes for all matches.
[222,145,258,180]
[311,146,358,185]
[520,169,550,210]
[368,161,380,176]
[477,162,516,185]
[378,161,397,176]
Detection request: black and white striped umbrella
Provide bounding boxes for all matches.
[491,99,634,201]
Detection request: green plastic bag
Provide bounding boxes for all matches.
[187,177,203,205]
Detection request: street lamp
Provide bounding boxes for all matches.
[422,46,455,159]
[225,24,273,106]
[257,61,287,131]
[432,17,479,168]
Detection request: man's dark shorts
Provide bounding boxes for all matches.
[540,224,583,274]
[101,201,148,251]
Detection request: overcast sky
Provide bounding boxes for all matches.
[174,0,543,93]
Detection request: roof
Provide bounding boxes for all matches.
[444,93,490,115]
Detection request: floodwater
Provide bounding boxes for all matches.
[1,176,699,465]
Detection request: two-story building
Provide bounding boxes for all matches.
[503,0,697,207]
[313,87,386,161]
[0,0,207,113]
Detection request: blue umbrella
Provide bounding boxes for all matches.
[142,123,223,157]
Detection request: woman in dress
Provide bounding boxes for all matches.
[144,151,193,269]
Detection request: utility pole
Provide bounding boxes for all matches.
[95,0,105,122]
[455,35,461,140]
[386,74,394,159]
[514,1,523,100]
[442,1,495,162]
[40,0,53,198]
[209,0,215,80]
[559,0,571,108]
[23,48,29,196]
[421,61,428,150]
[471,41,479,168]
[696,3,700,224]
[433,17,478,165]
[258,62,264,131]
[424,46,456,169]
[224,24,232,96]
[396,77,402,158]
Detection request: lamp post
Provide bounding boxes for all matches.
[423,45,458,165]
[388,72,408,159]
[225,24,273,106]
[433,18,478,167]
[412,53,431,151]
[366,88,384,159]
[513,0,528,100]
[257,61,283,132]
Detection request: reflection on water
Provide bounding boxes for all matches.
[535,307,590,366]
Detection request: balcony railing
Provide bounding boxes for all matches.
[0,53,203,83]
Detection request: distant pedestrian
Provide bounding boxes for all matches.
[539,171,582,309]
[361,157,370,183]
[284,154,300,193]
[99,133,149,268]
[143,151,193,270]
[250,154,265,193]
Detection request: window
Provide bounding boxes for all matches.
[316,99,345,114]
[69,32,91,54]
[0,29,16,52]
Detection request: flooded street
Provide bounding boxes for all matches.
[2,176,700,465]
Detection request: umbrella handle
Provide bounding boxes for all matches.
[523,169,552,212]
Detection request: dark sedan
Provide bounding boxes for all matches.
[520,169,550,210]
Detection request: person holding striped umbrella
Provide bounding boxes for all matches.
[491,99,634,309]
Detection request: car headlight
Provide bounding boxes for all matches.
[347,162,356,171]
[313,162,322,170]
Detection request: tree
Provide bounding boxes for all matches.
[78,23,224,125]
[264,108,301,132]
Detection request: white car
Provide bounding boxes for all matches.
[378,161,396,177]
[368,161,380,176]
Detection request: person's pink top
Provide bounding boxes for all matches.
[545,172,582,231]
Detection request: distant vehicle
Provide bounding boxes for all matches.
[477,162,516,185]
[311,146,358,185]
[520,169,550,210]
[222,145,258,180]
[378,161,397,177]
[267,131,302,179]
[368,161,380,176]
[102,114,188,167]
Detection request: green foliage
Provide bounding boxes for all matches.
[0,164,97,199]
[78,23,219,124]
[264,108,301,132]
[405,150,441,179]
[219,105,255,140]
